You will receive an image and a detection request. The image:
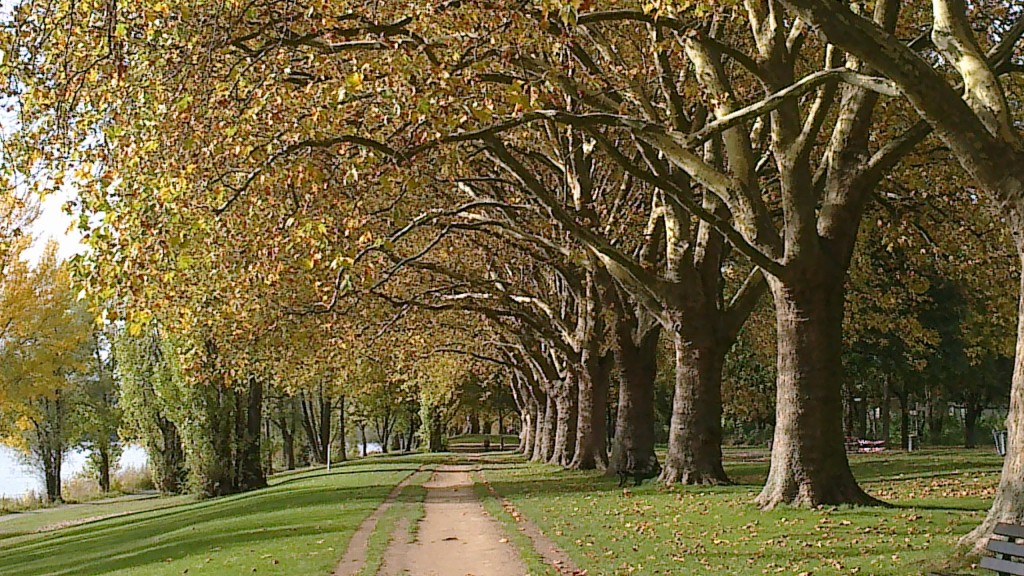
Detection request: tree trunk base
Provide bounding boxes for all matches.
[754,477,888,509]
[660,463,730,486]
[960,513,1005,554]
[567,453,606,471]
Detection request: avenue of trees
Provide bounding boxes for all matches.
[0,0,1021,554]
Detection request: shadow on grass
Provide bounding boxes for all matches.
[481,452,1003,502]
[0,479,396,576]
[892,502,987,512]
[271,466,421,488]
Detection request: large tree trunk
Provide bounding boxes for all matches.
[964,400,981,449]
[756,275,879,508]
[963,239,1024,548]
[520,407,533,457]
[760,0,1024,542]
[662,325,729,485]
[928,392,947,443]
[882,377,892,446]
[237,378,267,492]
[537,393,556,462]
[570,367,595,468]
[337,396,347,462]
[531,399,546,461]
[608,323,660,479]
[550,378,578,466]
[898,392,910,451]
[98,445,112,493]
[153,416,186,493]
[43,447,62,504]
[319,393,331,462]
[570,352,611,470]
[299,392,326,464]
[426,410,444,452]
[282,423,296,470]
[405,417,417,452]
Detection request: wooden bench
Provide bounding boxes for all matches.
[843,436,886,453]
[981,523,1024,575]
[930,524,1024,575]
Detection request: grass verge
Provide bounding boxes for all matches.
[0,455,439,576]
[0,493,196,541]
[473,472,558,576]
[479,448,1001,576]
[358,469,432,576]
[448,434,520,447]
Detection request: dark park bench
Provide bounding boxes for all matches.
[933,522,1024,569]
[928,524,1024,575]
[980,523,1024,575]
[843,436,886,453]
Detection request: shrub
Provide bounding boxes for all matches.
[112,466,156,494]
[0,490,45,513]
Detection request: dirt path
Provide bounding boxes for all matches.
[333,470,422,576]
[378,464,528,576]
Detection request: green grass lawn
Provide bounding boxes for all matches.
[479,448,1004,576]
[0,455,437,576]
[448,433,521,447]
[357,469,432,576]
[0,449,1006,576]
[0,493,196,541]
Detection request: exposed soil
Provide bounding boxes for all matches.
[333,469,422,576]
[475,472,582,576]
[378,464,528,576]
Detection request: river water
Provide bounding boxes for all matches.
[0,445,148,498]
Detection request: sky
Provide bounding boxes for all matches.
[2,0,83,265]
[21,185,85,264]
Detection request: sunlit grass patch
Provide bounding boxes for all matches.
[480,448,1001,575]
[0,455,438,576]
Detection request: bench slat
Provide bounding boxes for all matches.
[989,539,1024,558]
[995,523,1024,540]
[981,556,1024,575]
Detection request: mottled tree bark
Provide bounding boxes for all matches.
[537,394,556,462]
[98,445,112,493]
[43,453,62,504]
[571,352,611,470]
[607,317,660,480]
[551,378,578,466]
[520,406,534,458]
[662,326,729,485]
[237,378,267,492]
[756,274,880,507]
[963,238,1024,546]
[773,0,1024,540]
